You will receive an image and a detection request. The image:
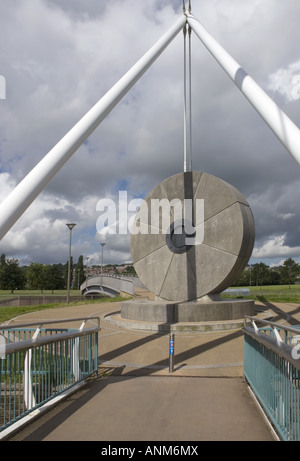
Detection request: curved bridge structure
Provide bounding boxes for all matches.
[80,275,144,298]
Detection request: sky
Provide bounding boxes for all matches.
[1,0,300,268]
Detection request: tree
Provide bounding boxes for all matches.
[46,264,65,291]
[280,258,300,287]
[0,258,26,293]
[0,253,6,267]
[251,263,269,286]
[64,257,73,289]
[268,269,281,285]
[26,263,47,292]
[123,264,137,276]
[0,253,6,289]
[74,255,85,290]
[233,268,251,286]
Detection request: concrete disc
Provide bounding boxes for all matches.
[130,172,255,302]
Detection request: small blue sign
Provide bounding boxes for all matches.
[170,340,174,354]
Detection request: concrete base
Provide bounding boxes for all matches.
[121,297,255,324]
[104,311,250,332]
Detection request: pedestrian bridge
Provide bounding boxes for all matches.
[80,275,145,298]
[2,304,300,441]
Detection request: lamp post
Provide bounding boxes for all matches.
[100,242,106,286]
[66,223,76,303]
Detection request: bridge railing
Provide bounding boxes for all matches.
[81,275,145,296]
[0,316,100,437]
[243,317,300,441]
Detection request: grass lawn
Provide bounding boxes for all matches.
[0,289,82,297]
[222,284,300,303]
[1,286,300,325]
[0,290,130,324]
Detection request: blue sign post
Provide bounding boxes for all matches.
[169,333,174,372]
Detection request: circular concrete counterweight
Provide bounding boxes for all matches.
[130,171,255,304]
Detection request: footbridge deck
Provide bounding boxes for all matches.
[3,299,288,442]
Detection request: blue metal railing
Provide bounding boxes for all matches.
[243,317,300,441]
[0,317,100,434]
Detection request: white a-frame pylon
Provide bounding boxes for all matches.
[0,8,300,240]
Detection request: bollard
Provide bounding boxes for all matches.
[169,333,175,373]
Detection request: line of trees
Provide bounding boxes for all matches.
[0,253,86,293]
[1,253,299,293]
[234,258,300,287]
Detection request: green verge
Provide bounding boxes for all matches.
[1,285,300,324]
[0,289,83,296]
[221,285,300,303]
[0,295,131,324]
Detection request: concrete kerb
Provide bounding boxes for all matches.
[103,311,248,332]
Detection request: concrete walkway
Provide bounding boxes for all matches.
[5,298,298,441]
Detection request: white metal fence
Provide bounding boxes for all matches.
[0,317,100,437]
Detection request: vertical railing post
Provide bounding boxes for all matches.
[24,327,40,410]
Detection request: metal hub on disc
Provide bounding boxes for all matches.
[166,219,195,254]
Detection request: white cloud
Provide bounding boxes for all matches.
[0,173,16,200]
[253,234,300,259]
[267,60,300,102]
[278,213,296,220]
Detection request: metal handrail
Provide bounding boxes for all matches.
[243,316,300,371]
[1,316,100,433]
[0,316,100,331]
[243,315,300,440]
[1,317,100,355]
[3,326,99,355]
[244,315,300,336]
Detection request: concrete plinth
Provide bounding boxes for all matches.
[121,298,255,323]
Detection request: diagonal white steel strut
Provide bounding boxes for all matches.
[187,13,300,167]
[1,11,300,242]
[0,15,186,241]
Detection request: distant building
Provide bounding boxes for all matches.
[84,263,135,279]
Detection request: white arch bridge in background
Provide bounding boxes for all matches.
[80,274,145,298]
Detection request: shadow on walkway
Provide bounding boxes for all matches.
[100,323,243,376]
[256,297,300,325]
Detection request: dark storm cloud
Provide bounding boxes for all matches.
[1,0,300,266]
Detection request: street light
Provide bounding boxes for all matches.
[66,223,76,304]
[100,242,106,286]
